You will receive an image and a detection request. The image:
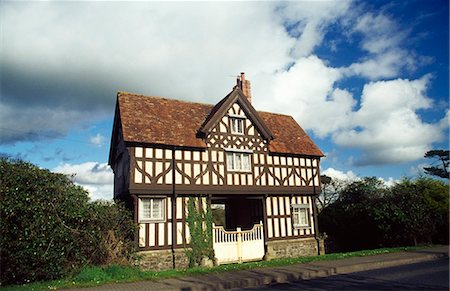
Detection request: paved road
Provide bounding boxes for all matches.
[241,257,449,290]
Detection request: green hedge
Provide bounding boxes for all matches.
[0,158,136,285]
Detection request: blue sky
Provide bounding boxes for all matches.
[1,0,448,200]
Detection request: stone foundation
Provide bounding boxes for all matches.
[265,237,324,260]
[137,248,189,271]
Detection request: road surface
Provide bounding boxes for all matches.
[241,257,449,290]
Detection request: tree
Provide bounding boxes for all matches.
[317,175,344,212]
[423,150,449,179]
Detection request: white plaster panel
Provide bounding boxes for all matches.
[135,164,142,183]
[267,156,273,165]
[219,122,226,133]
[286,217,292,236]
[184,151,191,161]
[176,222,183,245]
[185,222,191,243]
[158,223,165,246]
[218,151,224,162]
[293,228,298,236]
[278,198,284,215]
[155,148,163,159]
[165,149,172,160]
[227,174,232,185]
[274,218,280,237]
[145,176,150,184]
[212,173,218,185]
[287,157,293,166]
[167,222,172,245]
[312,159,318,167]
[285,197,291,215]
[193,152,200,161]
[166,168,172,184]
[145,161,152,176]
[301,169,307,182]
[261,174,266,186]
[268,218,273,238]
[135,147,143,158]
[175,172,182,184]
[156,163,163,184]
[145,148,153,158]
[211,151,217,162]
[294,158,299,166]
[176,198,183,219]
[272,197,278,215]
[259,154,264,164]
[193,164,200,176]
[149,223,155,246]
[280,218,286,237]
[268,175,274,186]
[247,174,253,186]
[175,150,182,160]
[306,158,311,167]
[139,224,145,247]
[248,126,254,135]
[202,151,208,161]
[266,197,272,216]
[167,197,172,220]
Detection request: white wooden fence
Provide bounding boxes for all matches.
[212,221,265,264]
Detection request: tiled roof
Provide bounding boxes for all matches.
[117,92,324,157]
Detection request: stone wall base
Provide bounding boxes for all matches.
[265,237,324,260]
[137,248,189,271]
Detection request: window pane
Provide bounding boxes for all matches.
[152,199,162,219]
[143,199,152,219]
[236,154,242,170]
[242,154,250,170]
[299,208,307,225]
[237,119,243,133]
[227,152,234,170]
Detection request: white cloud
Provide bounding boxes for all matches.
[322,167,359,181]
[90,133,105,147]
[333,76,443,165]
[257,55,355,138]
[53,162,113,200]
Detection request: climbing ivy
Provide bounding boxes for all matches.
[185,196,214,267]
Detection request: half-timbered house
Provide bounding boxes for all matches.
[109,73,324,270]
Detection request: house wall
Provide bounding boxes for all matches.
[266,195,315,241]
[137,196,208,251]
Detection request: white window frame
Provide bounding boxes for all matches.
[139,197,165,223]
[292,204,311,229]
[225,149,252,172]
[230,117,244,135]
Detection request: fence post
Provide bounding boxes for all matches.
[237,227,242,264]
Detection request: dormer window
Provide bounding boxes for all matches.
[231,117,244,134]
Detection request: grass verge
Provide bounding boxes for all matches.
[3,245,429,291]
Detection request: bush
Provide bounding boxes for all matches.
[319,176,449,252]
[0,158,136,285]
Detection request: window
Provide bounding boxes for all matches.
[230,117,244,134]
[226,151,251,171]
[139,198,165,222]
[292,204,310,228]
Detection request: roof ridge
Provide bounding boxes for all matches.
[117,91,215,107]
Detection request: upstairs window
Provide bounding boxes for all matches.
[292,204,310,228]
[139,197,165,222]
[226,151,251,172]
[230,117,244,134]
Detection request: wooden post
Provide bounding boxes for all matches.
[171,148,177,268]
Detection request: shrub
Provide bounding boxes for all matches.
[0,158,136,285]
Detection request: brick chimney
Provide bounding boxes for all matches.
[236,72,252,103]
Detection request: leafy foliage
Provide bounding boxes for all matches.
[319,176,449,252]
[185,197,214,267]
[0,158,136,285]
[423,150,449,179]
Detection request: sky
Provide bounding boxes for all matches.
[1,0,448,200]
